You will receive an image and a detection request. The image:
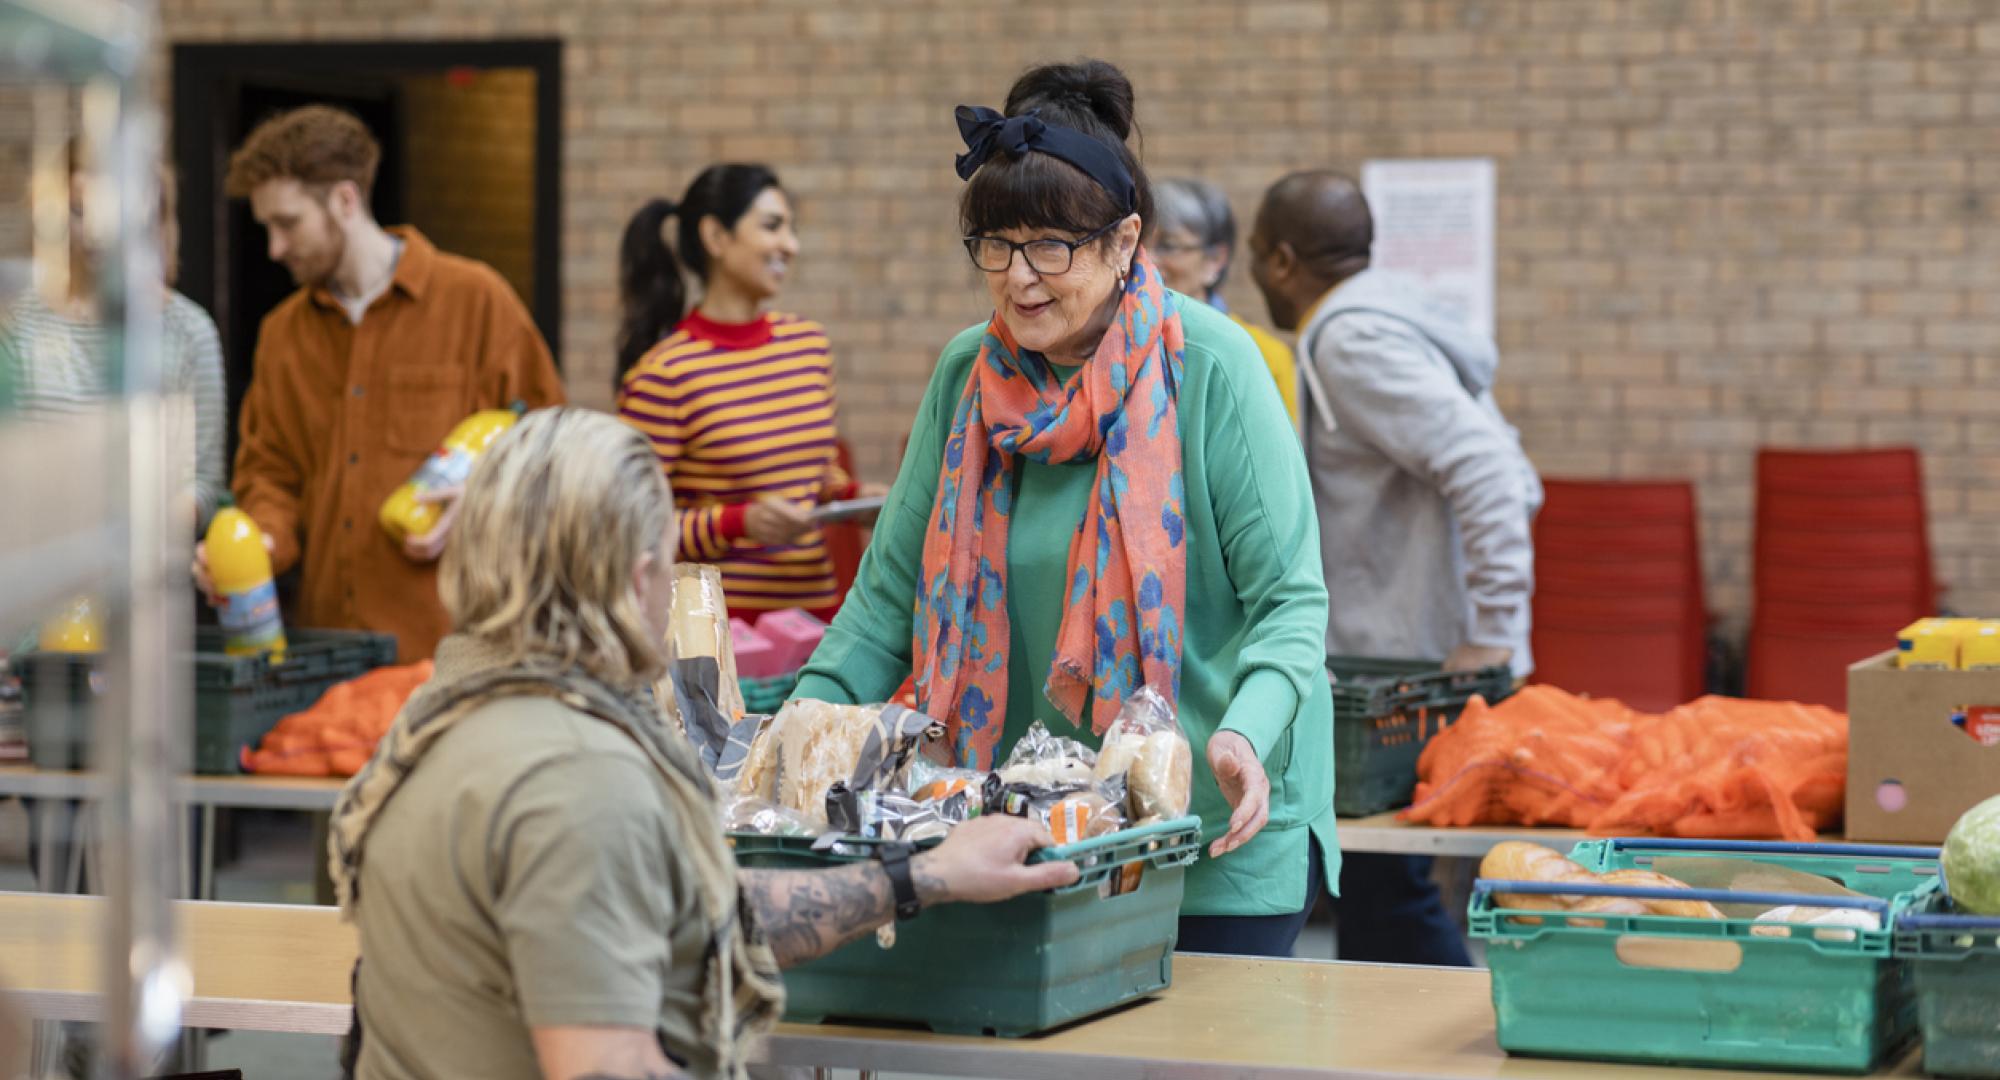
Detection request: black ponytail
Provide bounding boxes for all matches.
[616,197,685,383]
[614,163,784,388]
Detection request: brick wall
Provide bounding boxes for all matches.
[35,0,2000,628]
[399,67,539,312]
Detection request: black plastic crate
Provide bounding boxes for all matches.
[1330,655,1514,817]
[17,626,397,774]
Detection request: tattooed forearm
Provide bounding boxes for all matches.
[740,864,890,967]
[739,863,902,967]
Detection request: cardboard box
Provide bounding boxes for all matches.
[1845,650,2000,844]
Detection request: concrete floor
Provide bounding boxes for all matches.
[0,802,1477,1079]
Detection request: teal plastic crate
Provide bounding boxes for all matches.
[1329,655,1513,817]
[1473,838,1940,1074]
[1897,877,2000,1078]
[730,815,1201,1036]
[18,626,397,774]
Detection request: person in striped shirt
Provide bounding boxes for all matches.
[615,165,884,621]
[1,152,226,529]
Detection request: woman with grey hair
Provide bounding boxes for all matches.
[1148,177,1299,425]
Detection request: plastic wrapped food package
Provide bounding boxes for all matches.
[998,756,1096,789]
[737,699,942,827]
[825,782,951,845]
[998,720,1097,788]
[661,564,768,785]
[986,772,1129,845]
[1043,774,1129,845]
[1092,687,1193,824]
[663,564,745,719]
[908,759,992,824]
[719,794,819,838]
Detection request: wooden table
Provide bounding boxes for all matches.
[0,892,1924,1079]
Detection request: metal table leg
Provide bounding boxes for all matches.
[199,803,216,901]
[29,1018,62,1078]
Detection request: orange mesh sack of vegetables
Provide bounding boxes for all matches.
[240,661,434,777]
[1400,686,1846,842]
[1400,685,1633,829]
[1588,697,1846,841]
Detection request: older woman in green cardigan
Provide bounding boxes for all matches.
[793,59,1337,957]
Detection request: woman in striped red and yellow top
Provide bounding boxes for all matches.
[615,165,883,619]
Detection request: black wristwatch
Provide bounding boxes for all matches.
[877,842,922,922]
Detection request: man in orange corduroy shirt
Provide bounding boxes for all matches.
[195,105,565,662]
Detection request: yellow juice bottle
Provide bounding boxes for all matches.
[206,496,286,661]
[379,401,525,543]
[37,596,103,653]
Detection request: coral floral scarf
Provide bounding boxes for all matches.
[914,252,1187,768]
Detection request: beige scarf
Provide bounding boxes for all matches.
[328,635,784,1077]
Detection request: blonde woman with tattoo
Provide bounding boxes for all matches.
[327,407,1074,1080]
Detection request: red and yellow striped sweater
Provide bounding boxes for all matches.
[617,310,854,616]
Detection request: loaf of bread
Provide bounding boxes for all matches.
[1480,841,1596,911]
[1599,868,1726,920]
[1480,842,1723,920]
[1095,723,1192,823]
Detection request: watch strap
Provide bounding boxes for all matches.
[878,843,921,922]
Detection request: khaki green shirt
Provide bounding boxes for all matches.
[353,695,717,1079]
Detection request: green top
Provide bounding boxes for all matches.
[352,695,718,1079]
[795,295,1339,916]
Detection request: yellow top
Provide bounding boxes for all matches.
[1230,313,1299,426]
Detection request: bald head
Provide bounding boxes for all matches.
[1246,170,1375,330]
[1260,171,1373,278]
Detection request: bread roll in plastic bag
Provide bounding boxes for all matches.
[1042,774,1129,845]
[1092,687,1192,823]
[998,720,1097,788]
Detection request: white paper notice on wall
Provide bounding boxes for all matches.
[1359,158,1496,339]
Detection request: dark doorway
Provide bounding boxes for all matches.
[171,41,562,464]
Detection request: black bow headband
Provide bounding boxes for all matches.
[953,105,1137,216]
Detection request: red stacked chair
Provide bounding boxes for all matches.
[1531,479,1709,711]
[1747,448,1932,710]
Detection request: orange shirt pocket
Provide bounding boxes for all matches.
[384,366,470,455]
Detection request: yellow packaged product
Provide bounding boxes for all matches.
[1897,618,1959,670]
[379,401,525,542]
[37,596,103,654]
[206,497,287,661]
[1962,621,2000,671]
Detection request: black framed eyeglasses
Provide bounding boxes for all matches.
[963,219,1120,275]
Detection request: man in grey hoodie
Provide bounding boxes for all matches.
[1248,170,1542,965]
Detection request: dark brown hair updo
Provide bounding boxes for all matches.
[959,58,1154,241]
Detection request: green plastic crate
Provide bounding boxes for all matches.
[730,815,1201,1036]
[739,672,798,716]
[1328,655,1513,817]
[17,626,397,774]
[1896,878,2000,1078]
[1473,838,1941,1074]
